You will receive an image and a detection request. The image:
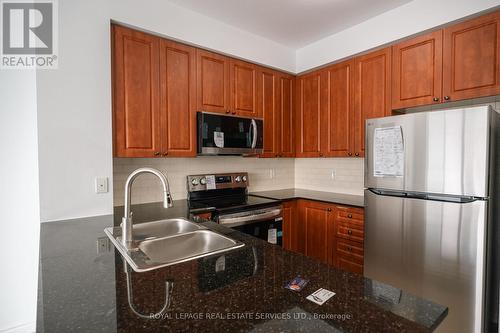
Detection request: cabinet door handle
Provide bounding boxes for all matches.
[232,111,236,115]
[348,152,352,156]
[319,153,324,157]
[154,152,160,156]
[347,213,352,218]
[354,152,359,157]
[347,229,353,235]
[444,96,450,101]
[347,246,352,252]
[225,110,230,114]
[433,97,439,102]
[327,208,332,212]
[163,152,168,157]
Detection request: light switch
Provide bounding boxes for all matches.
[95,177,108,193]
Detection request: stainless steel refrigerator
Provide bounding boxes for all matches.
[364,105,500,333]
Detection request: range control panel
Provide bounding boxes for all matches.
[187,172,249,192]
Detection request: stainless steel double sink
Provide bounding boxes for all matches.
[105,218,244,272]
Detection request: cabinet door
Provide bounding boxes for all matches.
[354,48,391,157]
[296,71,325,157]
[282,200,297,251]
[230,59,259,117]
[278,74,295,157]
[392,30,443,109]
[322,59,354,157]
[258,68,279,157]
[196,49,230,114]
[159,40,196,157]
[298,200,334,264]
[443,11,500,101]
[113,25,161,157]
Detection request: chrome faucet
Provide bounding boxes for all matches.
[122,167,173,248]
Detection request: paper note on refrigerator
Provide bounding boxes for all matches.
[373,126,404,177]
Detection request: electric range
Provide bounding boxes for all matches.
[187,172,283,246]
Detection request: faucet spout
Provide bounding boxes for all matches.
[122,167,173,248]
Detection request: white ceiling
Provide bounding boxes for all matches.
[167,0,413,49]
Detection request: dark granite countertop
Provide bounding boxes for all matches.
[250,189,364,207]
[37,201,446,332]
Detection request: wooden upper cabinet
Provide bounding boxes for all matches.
[230,59,259,117]
[196,49,230,114]
[296,71,325,157]
[113,25,161,158]
[159,40,196,157]
[258,68,279,157]
[443,11,500,102]
[322,59,355,157]
[354,47,391,157]
[278,73,295,157]
[392,30,443,109]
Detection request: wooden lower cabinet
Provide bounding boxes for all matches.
[299,200,334,264]
[336,238,364,275]
[284,199,364,274]
[282,200,297,251]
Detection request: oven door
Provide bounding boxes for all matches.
[218,206,283,246]
[197,112,263,155]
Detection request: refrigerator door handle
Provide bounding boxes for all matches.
[368,188,482,203]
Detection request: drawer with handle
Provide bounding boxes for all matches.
[336,239,364,262]
[337,254,363,275]
[337,223,364,243]
[336,206,364,224]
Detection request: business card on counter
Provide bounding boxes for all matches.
[306,288,336,305]
[284,276,309,292]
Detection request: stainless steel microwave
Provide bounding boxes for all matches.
[197,112,263,155]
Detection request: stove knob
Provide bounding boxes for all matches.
[242,175,247,182]
[191,178,199,186]
[235,176,241,183]
[200,177,207,185]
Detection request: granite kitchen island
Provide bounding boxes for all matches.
[36,201,447,332]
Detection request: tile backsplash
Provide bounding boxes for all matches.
[113,156,365,206]
[295,158,364,195]
[113,157,295,206]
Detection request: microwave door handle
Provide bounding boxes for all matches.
[251,119,258,149]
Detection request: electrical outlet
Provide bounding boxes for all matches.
[95,177,108,193]
[96,237,111,254]
[331,170,336,180]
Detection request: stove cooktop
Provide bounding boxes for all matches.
[188,195,280,214]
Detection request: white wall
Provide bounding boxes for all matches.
[0,70,40,332]
[36,0,296,222]
[296,0,500,72]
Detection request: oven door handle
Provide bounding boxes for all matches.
[219,208,282,227]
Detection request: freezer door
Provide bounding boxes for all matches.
[365,106,491,197]
[364,189,487,333]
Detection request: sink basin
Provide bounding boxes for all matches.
[132,218,204,241]
[139,230,242,264]
[104,218,244,272]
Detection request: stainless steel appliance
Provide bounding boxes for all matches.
[364,106,500,333]
[187,172,283,245]
[197,112,263,155]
